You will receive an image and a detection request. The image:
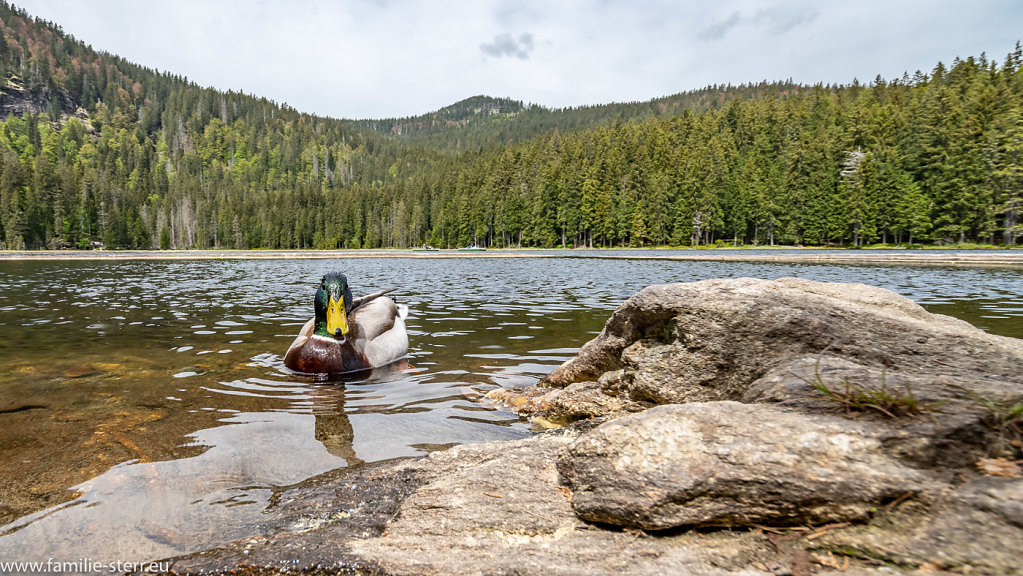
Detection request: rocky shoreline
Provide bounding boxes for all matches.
[164,278,1023,575]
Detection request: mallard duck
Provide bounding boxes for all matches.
[284,272,408,374]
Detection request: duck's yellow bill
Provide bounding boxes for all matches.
[326,295,349,337]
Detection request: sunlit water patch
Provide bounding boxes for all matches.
[0,254,1020,565]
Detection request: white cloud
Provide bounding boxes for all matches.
[480,33,536,60]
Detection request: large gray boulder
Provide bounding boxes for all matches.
[494,278,1023,460]
[538,277,1022,396]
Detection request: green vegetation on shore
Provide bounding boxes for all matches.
[0,3,1020,251]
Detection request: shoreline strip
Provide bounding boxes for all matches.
[1,250,1022,268]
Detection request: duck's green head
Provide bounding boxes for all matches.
[314,272,354,339]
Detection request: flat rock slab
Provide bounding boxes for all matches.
[160,415,1012,576]
[168,435,792,576]
[348,435,789,576]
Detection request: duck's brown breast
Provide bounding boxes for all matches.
[284,335,371,374]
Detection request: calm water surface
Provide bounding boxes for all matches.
[0,254,1021,566]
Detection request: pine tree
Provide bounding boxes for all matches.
[990,104,1023,244]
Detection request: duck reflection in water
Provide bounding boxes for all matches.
[308,358,412,467]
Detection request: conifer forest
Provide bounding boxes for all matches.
[0,3,1021,251]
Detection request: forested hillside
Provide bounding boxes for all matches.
[0,2,1020,250]
[358,83,810,153]
[422,58,1023,249]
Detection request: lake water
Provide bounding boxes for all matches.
[0,253,1021,566]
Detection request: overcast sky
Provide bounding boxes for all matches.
[11,0,1023,120]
